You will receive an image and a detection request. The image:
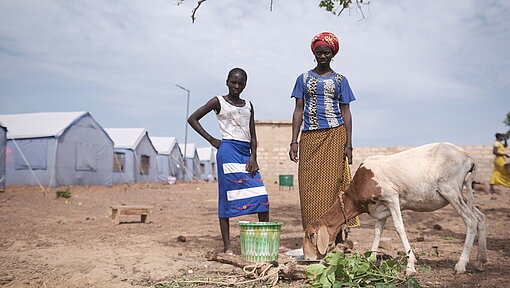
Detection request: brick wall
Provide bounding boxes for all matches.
[255,120,497,186]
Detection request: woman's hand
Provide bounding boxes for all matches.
[210,138,221,149]
[246,155,259,177]
[289,143,299,163]
[344,147,353,164]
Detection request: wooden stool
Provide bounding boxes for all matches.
[110,205,153,225]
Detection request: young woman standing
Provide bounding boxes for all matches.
[289,32,356,233]
[188,68,269,255]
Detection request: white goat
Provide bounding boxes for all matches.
[303,142,487,275]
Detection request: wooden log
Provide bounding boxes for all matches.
[206,252,307,280]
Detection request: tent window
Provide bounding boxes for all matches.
[14,139,47,170]
[200,163,205,174]
[76,143,97,171]
[113,152,125,172]
[140,155,150,175]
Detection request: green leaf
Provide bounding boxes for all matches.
[405,277,422,288]
[363,251,374,258]
[306,263,327,279]
[368,253,377,263]
[305,249,420,287]
[352,261,370,275]
[385,259,398,268]
[325,251,345,266]
[319,265,337,286]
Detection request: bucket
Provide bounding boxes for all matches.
[238,222,283,262]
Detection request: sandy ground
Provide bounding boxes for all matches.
[0,182,509,288]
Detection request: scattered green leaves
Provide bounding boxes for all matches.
[56,188,71,199]
[443,236,455,241]
[305,251,421,288]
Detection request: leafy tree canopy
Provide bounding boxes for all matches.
[180,0,369,23]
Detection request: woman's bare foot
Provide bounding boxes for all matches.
[224,248,236,256]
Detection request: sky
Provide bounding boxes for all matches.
[0,0,509,148]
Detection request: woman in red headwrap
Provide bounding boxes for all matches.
[289,32,356,234]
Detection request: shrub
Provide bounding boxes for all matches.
[56,188,71,199]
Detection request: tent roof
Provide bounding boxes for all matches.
[0,121,5,130]
[0,111,88,139]
[105,128,148,150]
[179,143,197,158]
[197,147,215,161]
[150,136,179,155]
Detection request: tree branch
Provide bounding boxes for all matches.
[191,0,206,23]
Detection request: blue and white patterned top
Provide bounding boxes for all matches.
[291,70,356,131]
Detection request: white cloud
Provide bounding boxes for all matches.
[0,0,508,147]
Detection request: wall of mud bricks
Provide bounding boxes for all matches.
[255,120,497,187]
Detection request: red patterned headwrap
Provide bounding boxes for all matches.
[311,32,340,56]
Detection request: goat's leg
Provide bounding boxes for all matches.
[370,217,387,255]
[462,166,487,269]
[473,206,487,269]
[438,186,478,274]
[386,200,417,276]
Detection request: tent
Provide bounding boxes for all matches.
[0,112,114,187]
[105,128,158,185]
[197,146,217,181]
[179,143,200,181]
[150,136,184,182]
[0,122,6,191]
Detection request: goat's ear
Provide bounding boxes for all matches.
[317,225,329,255]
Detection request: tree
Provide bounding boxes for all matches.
[179,0,370,23]
[319,0,369,17]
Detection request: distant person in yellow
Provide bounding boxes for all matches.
[490,133,510,193]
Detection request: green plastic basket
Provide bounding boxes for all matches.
[238,222,283,262]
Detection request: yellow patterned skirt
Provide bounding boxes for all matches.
[298,125,351,230]
[490,156,510,187]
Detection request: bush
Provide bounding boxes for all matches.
[56,188,71,199]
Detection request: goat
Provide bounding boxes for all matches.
[303,142,487,275]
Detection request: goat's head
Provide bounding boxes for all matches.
[303,221,335,260]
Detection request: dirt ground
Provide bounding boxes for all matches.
[0,181,509,288]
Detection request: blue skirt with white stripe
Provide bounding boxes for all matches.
[217,139,269,218]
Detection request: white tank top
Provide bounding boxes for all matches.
[216,96,252,143]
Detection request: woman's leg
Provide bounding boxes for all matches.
[219,217,232,253]
[258,211,269,222]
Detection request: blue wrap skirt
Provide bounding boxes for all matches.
[216,139,269,218]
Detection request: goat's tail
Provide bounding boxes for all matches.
[464,157,478,208]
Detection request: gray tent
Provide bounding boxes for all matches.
[0,112,114,187]
[105,128,158,185]
[197,147,217,181]
[179,143,200,181]
[0,122,6,191]
[150,136,184,182]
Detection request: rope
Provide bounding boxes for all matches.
[168,261,282,287]
[338,157,350,229]
[341,157,360,228]
[241,261,281,286]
